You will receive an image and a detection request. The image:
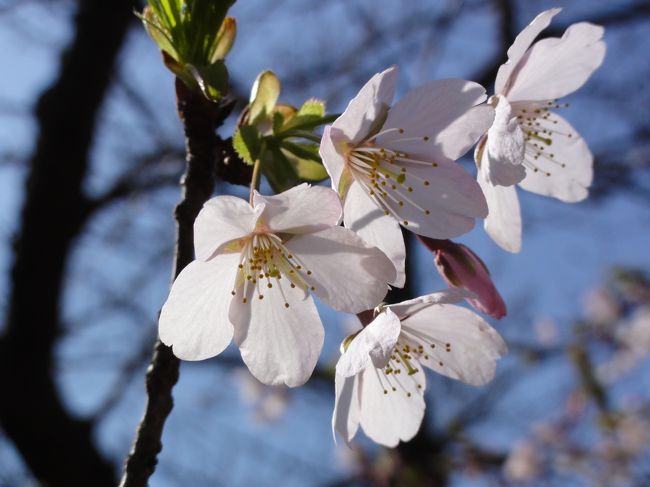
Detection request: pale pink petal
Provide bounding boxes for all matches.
[384,159,488,238]
[332,66,398,144]
[159,253,240,360]
[495,8,562,94]
[516,111,593,202]
[194,196,259,261]
[378,79,492,162]
[484,96,526,186]
[332,373,361,443]
[402,304,507,386]
[320,125,349,194]
[388,289,472,318]
[336,309,401,377]
[284,226,393,313]
[253,184,342,234]
[230,276,323,387]
[344,181,405,287]
[358,366,425,447]
[506,22,606,102]
[478,167,522,253]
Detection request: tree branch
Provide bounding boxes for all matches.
[119,80,235,487]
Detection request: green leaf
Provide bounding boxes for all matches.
[272,111,285,135]
[249,71,280,125]
[262,146,300,193]
[188,60,229,100]
[282,149,328,182]
[209,16,236,63]
[281,141,321,162]
[139,7,179,60]
[297,98,325,117]
[277,113,340,134]
[233,125,261,165]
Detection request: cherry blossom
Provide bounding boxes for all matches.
[320,66,493,286]
[476,8,606,252]
[159,184,395,387]
[332,290,506,446]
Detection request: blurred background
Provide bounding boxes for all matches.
[1,0,650,486]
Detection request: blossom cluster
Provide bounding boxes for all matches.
[158,9,605,447]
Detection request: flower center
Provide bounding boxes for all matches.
[231,232,315,307]
[513,100,574,177]
[373,339,425,398]
[346,128,437,226]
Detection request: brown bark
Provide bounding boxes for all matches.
[119,80,234,487]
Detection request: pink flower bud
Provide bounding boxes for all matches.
[419,237,507,319]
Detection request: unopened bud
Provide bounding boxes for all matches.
[420,237,506,319]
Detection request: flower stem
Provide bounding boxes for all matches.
[249,146,265,204]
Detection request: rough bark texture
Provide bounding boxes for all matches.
[0,1,136,486]
[119,80,234,487]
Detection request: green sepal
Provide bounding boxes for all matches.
[233,125,261,165]
[337,167,354,200]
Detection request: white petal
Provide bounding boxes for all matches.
[336,309,401,377]
[378,79,492,162]
[194,196,259,261]
[159,253,240,360]
[320,125,349,194]
[253,184,342,234]
[478,166,522,253]
[332,373,361,444]
[388,289,474,318]
[506,22,606,102]
[284,226,393,313]
[401,304,507,386]
[495,8,562,94]
[333,66,398,144]
[358,366,425,447]
[343,181,405,287]
[516,111,593,202]
[484,96,526,186]
[230,277,324,387]
[384,160,488,239]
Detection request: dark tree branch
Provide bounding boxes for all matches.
[119,80,235,487]
[0,0,137,485]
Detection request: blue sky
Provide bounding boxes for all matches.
[1,1,649,485]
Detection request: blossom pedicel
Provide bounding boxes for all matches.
[159,184,394,387]
[476,8,606,252]
[320,66,493,286]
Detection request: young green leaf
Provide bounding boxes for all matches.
[233,125,262,165]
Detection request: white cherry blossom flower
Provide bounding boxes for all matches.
[159,184,395,387]
[320,66,493,286]
[477,8,606,252]
[332,290,507,447]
